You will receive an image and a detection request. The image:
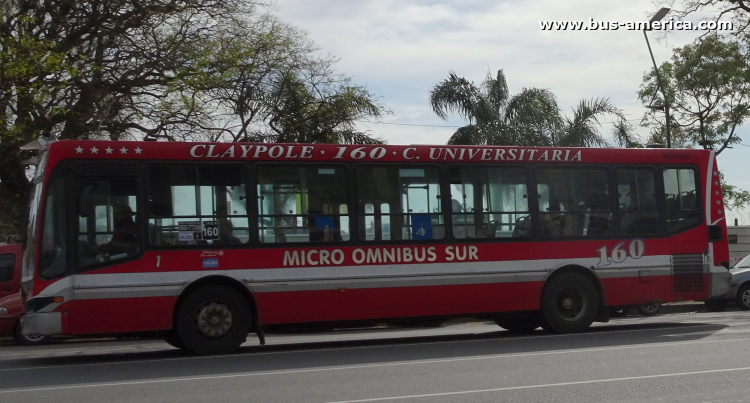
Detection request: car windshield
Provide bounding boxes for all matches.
[732,254,750,271]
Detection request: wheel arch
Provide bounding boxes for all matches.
[174,275,258,331]
[541,264,605,313]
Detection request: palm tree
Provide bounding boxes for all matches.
[430,69,639,147]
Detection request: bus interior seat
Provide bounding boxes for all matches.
[512,215,531,237]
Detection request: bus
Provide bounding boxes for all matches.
[20,139,732,354]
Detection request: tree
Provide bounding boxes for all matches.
[721,172,750,213]
[0,0,385,236]
[638,35,750,154]
[429,69,638,148]
[653,1,750,37]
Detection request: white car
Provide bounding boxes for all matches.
[705,253,750,311]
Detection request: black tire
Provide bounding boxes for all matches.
[495,318,539,334]
[14,323,51,346]
[163,330,186,349]
[636,302,662,316]
[737,285,750,310]
[541,273,599,333]
[704,299,727,312]
[174,285,252,355]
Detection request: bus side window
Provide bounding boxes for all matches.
[148,164,249,247]
[449,166,529,239]
[537,168,613,238]
[617,168,659,236]
[77,179,139,269]
[356,166,444,241]
[257,165,348,244]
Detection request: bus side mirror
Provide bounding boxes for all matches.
[79,185,94,217]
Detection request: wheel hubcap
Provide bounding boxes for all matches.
[195,301,234,339]
[743,291,750,306]
[557,288,585,321]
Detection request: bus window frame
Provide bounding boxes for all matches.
[252,161,353,247]
[613,165,666,238]
[144,161,252,250]
[354,162,447,244]
[72,167,145,273]
[531,164,617,241]
[445,163,532,242]
[661,165,703,235]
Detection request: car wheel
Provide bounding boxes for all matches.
[495,318,539,334]
[174,285,252,355]
[737,285,750,310]
[636,302,662,316]
[14,323,51,346]
[541,273,599,333]
[704,299,727,312]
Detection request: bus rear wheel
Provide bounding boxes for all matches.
[541,273,598,333]
[174,285,252,355]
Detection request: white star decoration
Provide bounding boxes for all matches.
[320,150,325,155]
[73,145,145,155]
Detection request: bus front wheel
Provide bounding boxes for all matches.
[174,285,252,355]
[541,273,598,333]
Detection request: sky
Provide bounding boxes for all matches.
[272,0,750,224]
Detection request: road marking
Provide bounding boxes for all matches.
[662,328,750,337]
[1,335,749,394]
[325,365,750,402]
[0,323,723,372]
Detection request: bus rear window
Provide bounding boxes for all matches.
[663,168,701,233]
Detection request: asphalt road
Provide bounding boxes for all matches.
[2,308,750,402]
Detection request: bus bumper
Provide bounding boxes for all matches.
[20,312,62,337]
[709,266,732,298]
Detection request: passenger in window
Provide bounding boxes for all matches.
[583,193,612,236]
[218,218,241,244]
[104,204,138,256]
[560,198,583,236]
[540,213,563,237]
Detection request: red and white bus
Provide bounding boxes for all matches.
[20,139,731,354]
